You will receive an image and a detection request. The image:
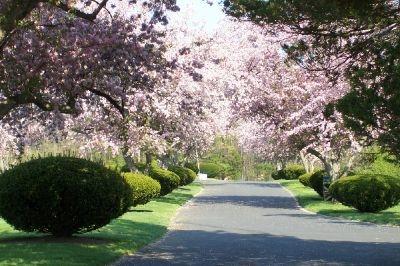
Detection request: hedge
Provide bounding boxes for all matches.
[148,164,180,196]
[309,170,327,197]
[271,165,306,180]
[199,162,226,179]
[168,165,197,186]
[329,174,400,212]
[0,157,132,237]
[184,162,199,174]
[299,172,313,187]
[123,172,161,206]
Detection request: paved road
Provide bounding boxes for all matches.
[117,181,400,265]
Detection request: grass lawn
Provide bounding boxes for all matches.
[0,183,202,266]
[278,180,400,226]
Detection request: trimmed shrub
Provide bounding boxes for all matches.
[123,173,161,206]
[271,169,284,180]
[184,162,199,174]
[168,165,197,186]
[271,165,306,180]
[299,172,313,187]
[200,162,225,179]
[0,157,132,237]
[309,170,327,197]
[149,164,180,196]
[105,156,129,173]
[284,165,306,180]
[329,175,400,212]
[134,162,147,172]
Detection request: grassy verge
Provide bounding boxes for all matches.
[0,183,202,266]
[278,180,400,226]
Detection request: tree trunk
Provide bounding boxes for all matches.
[195,145,200,173]
[0,157,4,172]
[300,150,310,173]
[122,146,137,172]
[306,148,334,201]
[145,152,153,172]
[276,161,285,171]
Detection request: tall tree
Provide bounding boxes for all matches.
[0,0,179,119]
[224,0,400,156]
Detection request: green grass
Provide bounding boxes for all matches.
[0,183,202,266]
[278,180,400,226]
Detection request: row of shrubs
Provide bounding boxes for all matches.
[298,170,400,213]
[271,164,400,213]
[185,161,228,179]
[271,165,306,180]
[0,156,197,237]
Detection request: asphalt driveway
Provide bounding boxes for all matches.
[116,180,400,265]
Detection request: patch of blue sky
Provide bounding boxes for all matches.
[170,0,226,33]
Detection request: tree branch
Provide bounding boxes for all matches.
[0,90,77,120]
[53,0,109,21]
[306,147,329,168]
[87,88,124,116]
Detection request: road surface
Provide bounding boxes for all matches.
[117,180,400,265]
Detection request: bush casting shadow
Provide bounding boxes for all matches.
[279,179,400,226]
[153,191,195,205]
[0,220,166,266]
[0,183,201,265]
[129,209,154,213]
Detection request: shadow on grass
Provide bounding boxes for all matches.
[0,184,200,265]
[153,192,195,206]
[297,195,324,206]
[316,208,400,225]
[281,180,400,226]
[0,235,115,244]
[0,220,167,265]
[129,209,154,213]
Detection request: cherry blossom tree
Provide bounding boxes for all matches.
[201,20,363,186]
[0,0,179,119]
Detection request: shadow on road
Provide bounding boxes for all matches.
[116,181,400,265]
[123,229,400,265]
[196,195,298,209]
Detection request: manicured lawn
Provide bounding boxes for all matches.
[278,180,400,226]
[0,183,202,266]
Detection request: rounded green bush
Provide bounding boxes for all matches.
[299,172,313,187]
[271,169,284,180]
[271,165,306,180]
[184,162,199,174]
[329,175,400,212]
[0,157,132,237]
[123,173,161,206]
[134,162,147,172]
[309,170,327,197]
[168,165,197,186]
[149,164,180,196]
[200,162,225,179]
[284,165,306,180]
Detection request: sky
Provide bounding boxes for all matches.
[171,0,226,32]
